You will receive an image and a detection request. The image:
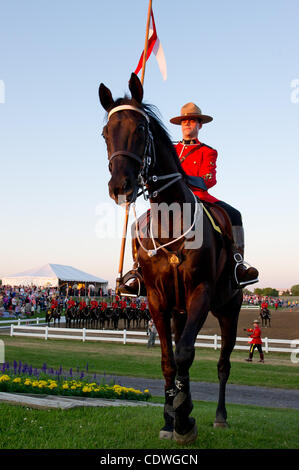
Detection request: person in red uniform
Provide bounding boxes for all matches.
[119,102,258,296]
[244,319,264,362]
[100,300,108,311]
[67,297,76,309]
[79,299,86,311]
[140,301,147,311]
[170,102,258,287]
[261,300,268,310]
[51,297,58,309]
[90,299,98,310]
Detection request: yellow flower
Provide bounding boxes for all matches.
[13,378,21,383]
[48,383,57,389]
[144,389,149,393]
[0,375,10,382]
[62,384,69,389]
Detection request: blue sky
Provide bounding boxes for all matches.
[0,0,299,290]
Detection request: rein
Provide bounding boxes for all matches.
[107,104,199,261]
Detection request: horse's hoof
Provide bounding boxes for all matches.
[213,420,228,428]
[173,424,197,445]
[159,430,173,440]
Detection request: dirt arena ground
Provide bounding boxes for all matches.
[2,308,298,342]
[98,307,299,340]
[201,307,299,340]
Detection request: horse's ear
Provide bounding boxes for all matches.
[99,83,114,111]
[128,73,143,103]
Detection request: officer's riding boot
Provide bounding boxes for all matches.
[259,353,265,363]
[245,353,253,362]
[232,226,259,288]
[117,237,147,297]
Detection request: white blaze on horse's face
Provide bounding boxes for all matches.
[105,109,148,205]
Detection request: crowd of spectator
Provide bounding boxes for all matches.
[243,294,299,309]
[1,285,298,318]
[0,285,63,317]
[0,285,147,318]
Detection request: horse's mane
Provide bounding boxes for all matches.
[111,97,187,178]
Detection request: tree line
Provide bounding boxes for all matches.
[244,284,299,297]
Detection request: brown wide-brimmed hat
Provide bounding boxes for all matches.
[170,102,213,125]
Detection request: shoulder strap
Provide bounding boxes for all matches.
[180,143,204,163]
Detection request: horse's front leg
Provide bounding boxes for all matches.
[148,305,177,440]
[173,282,211,445]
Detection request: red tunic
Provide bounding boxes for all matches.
[91,300,98,309]
[67,299,75,309]
[175,140,218,203]
[51,300,58,309]
[246,327,262,345]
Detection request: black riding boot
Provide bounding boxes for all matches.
[245,352,253,362]
[232,226,259,288]
[259,353,265,363]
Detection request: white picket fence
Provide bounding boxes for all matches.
[0,317,55,330]
[8,324,298,354]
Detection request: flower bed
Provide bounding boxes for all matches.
[0,372,151,402]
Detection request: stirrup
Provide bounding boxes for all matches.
[116,270,143,297]
[234,253,259,287]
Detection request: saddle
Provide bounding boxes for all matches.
[202,201,234,242]
[132,202,233,243]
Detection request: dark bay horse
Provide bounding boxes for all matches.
[99,73,243,444]
[260,307,271,327]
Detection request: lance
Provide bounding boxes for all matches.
[115,0,152,295]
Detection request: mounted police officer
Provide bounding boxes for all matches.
[119,102,258,296]
[170,102,259,288]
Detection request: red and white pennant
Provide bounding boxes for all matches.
[134,9,167,81]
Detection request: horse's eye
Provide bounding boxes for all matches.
[108,161,112,172]
[137,124,146,134]
[102,126,108,140]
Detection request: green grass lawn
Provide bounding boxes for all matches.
[1,335,298,450]
[1,335,299,390]
[0,400,298,449]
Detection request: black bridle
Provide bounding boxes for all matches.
[105,104,182,201]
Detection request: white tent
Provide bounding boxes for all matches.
[1,263,108,291]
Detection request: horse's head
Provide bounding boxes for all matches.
[99,73,151,205]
